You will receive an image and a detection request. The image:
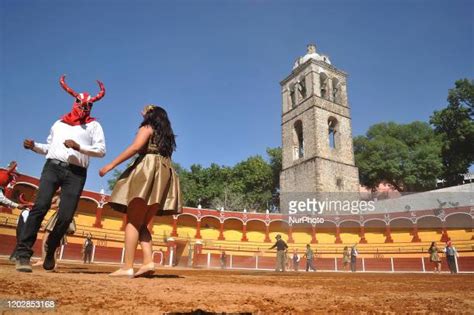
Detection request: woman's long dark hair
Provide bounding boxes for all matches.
[140,105,176,157]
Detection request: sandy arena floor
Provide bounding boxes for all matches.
[0,259,473,314]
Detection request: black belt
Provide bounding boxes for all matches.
[48,159,86,171]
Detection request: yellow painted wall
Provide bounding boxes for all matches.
[153,223,173,239]
[315,232,336,243]
[247,231,265,242]
[418,230,441,242]
[292,231,312,244]
[177,226,197,239]
[223,229,243,241]
[391,231,413,243]
[340,232,360,244]
[365,232,386,243]
[75,213,96,227]
[448,229,472,241]
[102,217,123,230]
[200,227,220,240]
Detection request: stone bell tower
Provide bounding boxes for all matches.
[280,44,359,193]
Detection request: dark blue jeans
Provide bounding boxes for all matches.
[351,256,357,272]
[16,159,87,259]
[447,255,457,273]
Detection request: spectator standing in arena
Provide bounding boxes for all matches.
[444,241,459,274]
[187,246,194,267]
[220,251,227,269]
[292,250,300,271]
[82,234,94,264]
[304,244,316,272]
[350,244,359,272]
[269,234,288,272]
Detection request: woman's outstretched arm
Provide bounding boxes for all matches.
[99,126,153,177]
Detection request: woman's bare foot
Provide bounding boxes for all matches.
[32,260,43,267]
[109,268,134,278]
[134,262,155,278]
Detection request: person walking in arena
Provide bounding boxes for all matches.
[428,241,442,273]
[16,75,106,272]
[100,105,182,278]
[269,234,288,272]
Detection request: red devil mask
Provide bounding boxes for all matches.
[0,161,17,188]
[60,75,105,126]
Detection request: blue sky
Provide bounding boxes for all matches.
[1,0,473,192]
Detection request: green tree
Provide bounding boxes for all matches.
[266,147,282,194]
[107,169,122,191]
[430,79,474,186]
[231,155,273,211]
[178,163,232,208]
[210,188,246,211]
[266,147,282,210]
[105,148,281,212]
[354,121,443,192]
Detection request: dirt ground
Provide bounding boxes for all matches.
[0,259,472,314]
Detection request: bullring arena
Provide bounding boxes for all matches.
[1,172,473,313]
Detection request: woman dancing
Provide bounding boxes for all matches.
[100,105,182,277]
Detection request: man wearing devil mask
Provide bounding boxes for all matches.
[0,161,30,262]
[16,75,106,272]
[0,161,27,210]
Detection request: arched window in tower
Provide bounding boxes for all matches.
[328,117,338,149]
[293,120,304,160]
[297,77,307,100]
[289,84,296,109]
[320,72,328,100]
[332,78,340,103]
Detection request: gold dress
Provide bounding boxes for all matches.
[429,246,441,263]
[108,132,182,216]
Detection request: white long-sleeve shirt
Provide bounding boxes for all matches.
[33,120,106,168]
[0,188,19,208]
